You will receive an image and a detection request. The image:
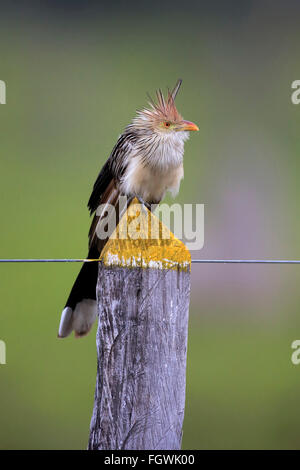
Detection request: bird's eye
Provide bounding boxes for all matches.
[164,121,171,128]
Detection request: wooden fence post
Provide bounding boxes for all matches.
[88,199,191,450]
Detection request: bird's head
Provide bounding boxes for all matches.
[131,79,199,140]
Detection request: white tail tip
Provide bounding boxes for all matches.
[58,306,73,338]
[58,299,97,338]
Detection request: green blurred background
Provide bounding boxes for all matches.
[1,0,300,449]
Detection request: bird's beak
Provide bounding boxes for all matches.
[179,120,199,132]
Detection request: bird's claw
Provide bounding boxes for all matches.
[136,197,151,212]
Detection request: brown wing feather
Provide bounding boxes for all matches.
[87,130,139,256]
[88,178,120,254]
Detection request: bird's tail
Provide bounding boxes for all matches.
[58,247,99,338]
[58,192,132,338]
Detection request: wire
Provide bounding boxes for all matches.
[1,258,300,264]
[0,259,95,263]
[190,259,300,264]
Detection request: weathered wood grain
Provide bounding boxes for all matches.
[88,200,191,450]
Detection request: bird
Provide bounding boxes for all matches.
[58,79,199,338]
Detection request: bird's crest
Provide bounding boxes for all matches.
[137,79,183,125]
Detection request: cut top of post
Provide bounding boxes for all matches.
[100,198,191,271]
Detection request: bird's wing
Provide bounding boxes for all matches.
[87,131,137,252]
[87,158,114,215]
[87,131,136,214]
[88,179,120,251]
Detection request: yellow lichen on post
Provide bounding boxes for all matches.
[100,198,191,271]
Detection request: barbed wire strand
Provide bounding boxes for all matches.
[1,259,300,264]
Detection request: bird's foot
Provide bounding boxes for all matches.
[136,196,151,212]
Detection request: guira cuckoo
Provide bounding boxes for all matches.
[58,79,198,338]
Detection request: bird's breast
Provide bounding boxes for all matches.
[120,155,184,204]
